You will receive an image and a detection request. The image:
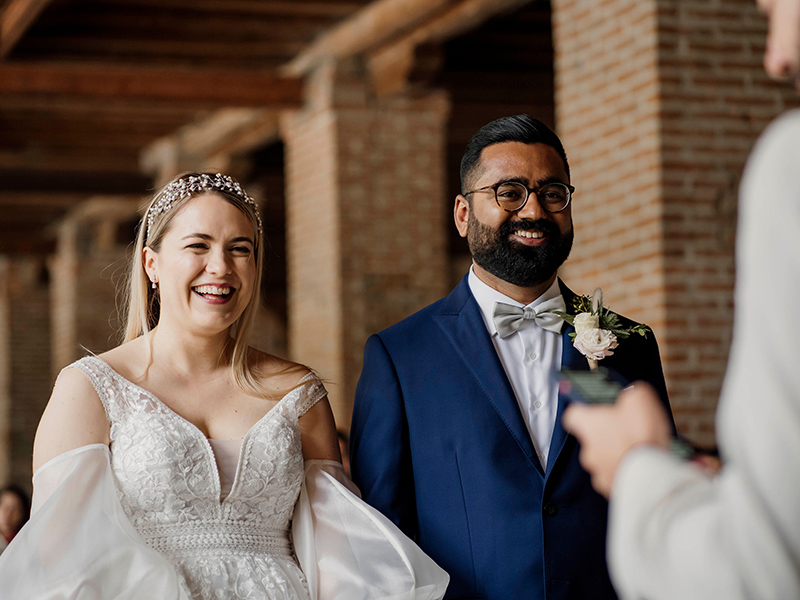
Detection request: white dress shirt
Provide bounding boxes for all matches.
[468,267,563,469]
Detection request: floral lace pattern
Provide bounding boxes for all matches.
[71,356,326,600]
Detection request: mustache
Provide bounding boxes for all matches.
[498,219,561,237]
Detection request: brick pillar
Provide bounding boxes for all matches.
[49,221,80,373]
[281,61,450,428]
[0,257,52,491]
[552,0,796,445]
[50,203,137,373]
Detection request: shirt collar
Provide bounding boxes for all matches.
[467,265,563,337]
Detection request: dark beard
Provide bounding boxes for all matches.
[467,213,574,287]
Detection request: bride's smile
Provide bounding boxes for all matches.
[144,192,257,338]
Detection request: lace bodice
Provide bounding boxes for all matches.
[71,356,326,600]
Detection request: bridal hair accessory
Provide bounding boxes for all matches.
[556,288,649,370]
[146,173,262,240]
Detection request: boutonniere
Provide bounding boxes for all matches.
[556,288,649,370]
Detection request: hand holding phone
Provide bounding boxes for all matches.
[561,368,697,459]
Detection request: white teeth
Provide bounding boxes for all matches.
[193,285,232,296]
[515,230,543,239]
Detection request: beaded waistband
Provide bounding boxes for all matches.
[142,522,293,559]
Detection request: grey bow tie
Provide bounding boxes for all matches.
[493,297,567,338]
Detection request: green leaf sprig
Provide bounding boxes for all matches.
[555,293,649,341]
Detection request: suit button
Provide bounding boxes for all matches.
[543,502,558,516]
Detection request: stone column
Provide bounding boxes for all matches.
[281,60,450,428]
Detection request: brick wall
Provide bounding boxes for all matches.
[657,0,797,442]
[0,257,52,493]
[281,65,346,421]
[281,61,450,427]
[50,220,126,373]
[553,0,797,445]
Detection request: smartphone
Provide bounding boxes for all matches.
[559,366,626,405]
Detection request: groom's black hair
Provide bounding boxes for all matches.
[459,114,570,195]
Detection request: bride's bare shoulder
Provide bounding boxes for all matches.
[248,349,314,394]
[95,337,149,379]
[33,344,132,470]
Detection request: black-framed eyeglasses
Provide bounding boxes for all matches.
[464,180,574,213]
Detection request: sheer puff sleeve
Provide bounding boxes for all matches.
[293,460,449,600]
[0,444,190,600]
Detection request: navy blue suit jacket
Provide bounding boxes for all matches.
[350,275,672,600]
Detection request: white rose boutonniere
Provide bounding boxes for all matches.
[573,328,619,361]
[556,288,649,370]
[573,312,600,333]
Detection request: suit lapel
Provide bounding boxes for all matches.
[546,282,590,478]
[433,277,541,472]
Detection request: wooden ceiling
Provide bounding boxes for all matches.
[0,0,542,254]
[0,0,375,253]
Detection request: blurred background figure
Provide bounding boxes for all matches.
[0,485,29,554]
[563,2,800,599]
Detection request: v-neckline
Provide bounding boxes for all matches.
[87,356,311,503]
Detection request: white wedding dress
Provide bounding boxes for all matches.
[0,357,448,600]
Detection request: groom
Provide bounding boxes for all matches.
[350,115,674,600]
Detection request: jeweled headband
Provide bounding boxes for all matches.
[145,173,263,240]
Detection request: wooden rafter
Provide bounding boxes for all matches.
[0,150,140,174]
[0,192,88,208]
[100,0,366,18]
[139,108,281,184]
[283,0,534,93]
[369,0,534,95]
[0,0,53,57]
[0,63,304,108]
[282,0,462,76]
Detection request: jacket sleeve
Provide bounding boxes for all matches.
[349,334,418,539]
[640,330,676,434]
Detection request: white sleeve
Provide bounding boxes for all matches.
[292,460,449,600]
[607,110,800,599]
[0,444,190,600]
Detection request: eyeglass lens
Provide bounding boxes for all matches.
[496,182,570,212]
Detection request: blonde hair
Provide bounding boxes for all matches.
[123,172,269,398]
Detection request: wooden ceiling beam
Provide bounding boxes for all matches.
[140,108,280,182]
[282,0,463,76]
[0,94,200,116]
[102,0,366,19]
[206,112,280,160]
[20,36,307,60]
[0,150,140,174]
[0,62,304,108]
[167,109,269,157]
[0,168,151,194]
[42,11,335,39]
[0,192,88,208]
[368,0,534,96]
[0,0,53,57]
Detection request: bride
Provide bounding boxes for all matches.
[0,173,448,600]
